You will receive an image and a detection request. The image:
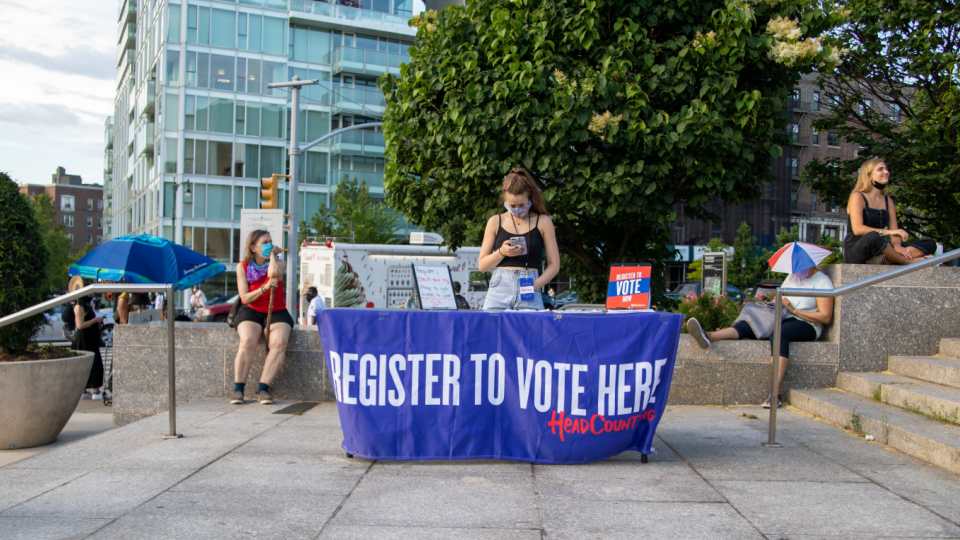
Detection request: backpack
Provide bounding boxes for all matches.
[60,303,77,342]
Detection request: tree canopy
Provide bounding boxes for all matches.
[0,173,50,355]
[298,175,403,244]
[380,0,846,301]
[805,0,960,248]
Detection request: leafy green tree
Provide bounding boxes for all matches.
[299,175,403,245]
[380,0,846,302]
[804,0,960,248]
[0,173,51,355]
[30,193,76,292]
[731,222,767,289]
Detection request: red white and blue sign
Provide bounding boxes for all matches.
[605,264,652,310]
[317,309,682,464]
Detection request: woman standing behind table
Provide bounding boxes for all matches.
[230,230,293,405]
[844,158,936,265]
[479,167,560,310]
[73,294,105,400]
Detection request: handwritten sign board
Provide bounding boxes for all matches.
[412,264,458,310]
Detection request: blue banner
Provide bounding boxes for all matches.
[318,309,682,464]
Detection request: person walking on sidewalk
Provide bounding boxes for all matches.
[230,230,293,405]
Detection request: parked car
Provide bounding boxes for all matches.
[664,282,747,302]
[207,296,233,306]
[553,291,580,307]
[194,295,239,323]
[749,281,784,300]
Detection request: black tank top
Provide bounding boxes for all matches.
[844,193,890,249]
[494,214,544,269]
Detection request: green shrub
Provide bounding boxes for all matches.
[0,172,51,355]
[675,292,742,333]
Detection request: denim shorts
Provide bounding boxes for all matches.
[482,268,545,310]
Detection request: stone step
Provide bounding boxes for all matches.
[837,372,960,423]
[940,338,960,359]
[889,355,960,390]
[788,388,960,475]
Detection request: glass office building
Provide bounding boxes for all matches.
[106,0,416,297]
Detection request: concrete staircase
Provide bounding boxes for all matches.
[789,338,960,475]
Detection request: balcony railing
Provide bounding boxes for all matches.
[136,80,156,117]
[331,46,408,77]
[330,129,385,156]
[288,0,413,29]
[136,123,155,157]
[331,87,386,118]
[118,22,135,50]
[331,169,384,189]
[118,0,136,24]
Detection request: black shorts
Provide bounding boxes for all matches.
[234,304,294,329]
[732,318,817,359]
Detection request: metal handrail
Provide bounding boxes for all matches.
[763,247,960,447]
[0,283,182,440]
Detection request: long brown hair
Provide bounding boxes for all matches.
[499,167,548,215]
[853,157,888,196]
[243,229,270,263]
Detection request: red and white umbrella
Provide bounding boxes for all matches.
[767,241,834,274]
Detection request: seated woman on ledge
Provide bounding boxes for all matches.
[844,157,935,265]
[686,266,835,409]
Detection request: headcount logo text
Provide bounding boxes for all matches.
[327,350,669,440]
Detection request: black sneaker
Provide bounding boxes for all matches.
[762,394,783,409]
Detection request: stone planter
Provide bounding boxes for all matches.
[0,351,94,450]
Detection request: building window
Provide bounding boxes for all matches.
[789,88,800,108]
[823,227,838,239]
[87,217,93,227]
[61,195,75,211]
[827,131,840,147]
[810,193,818,213]
[812,129,819,145]
[87,198,93,210]
[830,94,840,108]
[890,103,901,122]
[790,158,798,178]
[812,92,820,111]
[790,122,799,143]
[791,191,798,211]
[859,99,872,116]
[62,215,74,227]
[97,235,103,245]
[97,199,103,211]
[97,218,102,229]
[86,235,93,245]
[67,233,73,242]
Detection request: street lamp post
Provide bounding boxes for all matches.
[172,179,192,311]
[741,258,747,291]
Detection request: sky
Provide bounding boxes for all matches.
[0,0,117,187]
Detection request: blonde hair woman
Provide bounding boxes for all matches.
[478,167,560,310]
[230,229,292,405]
[843,158,935,264]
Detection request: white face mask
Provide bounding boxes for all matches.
[505,201,532,218]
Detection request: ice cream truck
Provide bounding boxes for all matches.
[298,232,489,320]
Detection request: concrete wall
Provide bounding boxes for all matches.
[112,323,333,427]
[820,264,960,373]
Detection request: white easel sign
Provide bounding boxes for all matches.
[412,264,458,310]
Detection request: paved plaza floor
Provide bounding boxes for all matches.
[2,400,959,539]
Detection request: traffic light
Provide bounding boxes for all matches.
[260,174,288,209]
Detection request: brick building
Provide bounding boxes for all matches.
[19,167,105,251]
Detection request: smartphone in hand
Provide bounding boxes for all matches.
[509,236,527,255]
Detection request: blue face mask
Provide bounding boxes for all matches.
[504,201,532,218]
[259,243,274,257]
